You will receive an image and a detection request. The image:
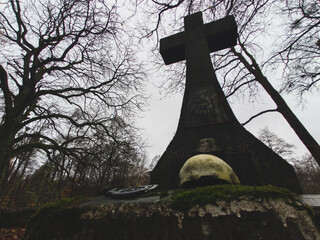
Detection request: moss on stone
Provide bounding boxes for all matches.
[170,185,308,212]
[23,197,86,240]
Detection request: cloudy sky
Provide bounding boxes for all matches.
[117,1,320,166]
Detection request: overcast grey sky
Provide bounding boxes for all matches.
[122,1,320,166]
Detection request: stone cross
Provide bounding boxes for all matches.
[160,13,238,129]
[151,12,302,193]
[160,12,237,65]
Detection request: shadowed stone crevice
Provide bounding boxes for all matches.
[181,176,235,189]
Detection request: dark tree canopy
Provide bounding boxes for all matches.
[0,0,146,197]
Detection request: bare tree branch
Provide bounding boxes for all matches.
[241,108,278,126]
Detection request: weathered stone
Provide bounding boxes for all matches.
[179,154,240,187]
[300,195,320,225]
[300,195,320,208]
[151,12,302,193]
[23,188,320,240]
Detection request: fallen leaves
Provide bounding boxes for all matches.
[0,228,25,240]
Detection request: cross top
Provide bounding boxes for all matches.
[159,12,239,128]
[160,12,237,65]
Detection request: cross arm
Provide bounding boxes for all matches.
[160,31,185,65]
[204,16,238,53]
[160,14,238,65]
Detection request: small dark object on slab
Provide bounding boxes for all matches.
[98,186,114,195]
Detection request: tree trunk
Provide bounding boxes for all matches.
[258,75,320,165]
[0,112,25,198]
[232,46,320,166]
[0,137,15,197]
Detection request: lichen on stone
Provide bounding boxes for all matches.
[169,185,306,212]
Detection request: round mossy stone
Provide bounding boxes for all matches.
[179,154,240,188]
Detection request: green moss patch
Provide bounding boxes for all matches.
[170,185,305,211]
[23,197,86,240]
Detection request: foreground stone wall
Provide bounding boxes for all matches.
[24,194,320,240]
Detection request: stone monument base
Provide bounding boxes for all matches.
[24,186,320,240]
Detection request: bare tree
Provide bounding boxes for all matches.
[258,127,320,193]
[258,126,296,160]
[229,42,320,167]
[278,0,320,97]
[295,153,320,193]
[0,0,146,197]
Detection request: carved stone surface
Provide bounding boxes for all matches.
[150,12,302,192]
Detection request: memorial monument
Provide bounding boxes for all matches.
[22,13,320,240]
[150,12,302,193]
